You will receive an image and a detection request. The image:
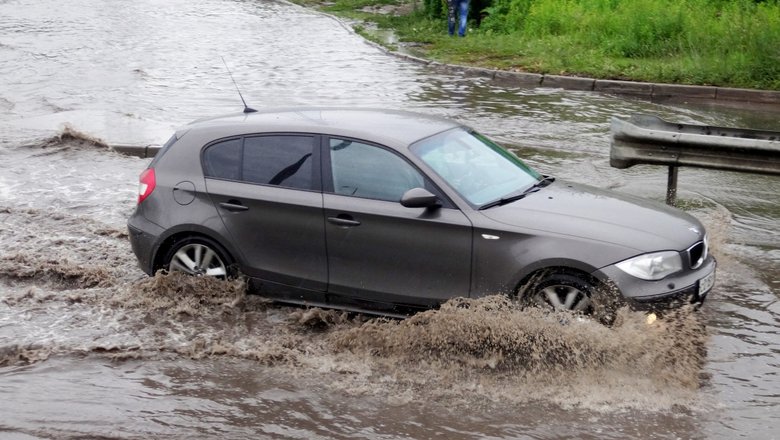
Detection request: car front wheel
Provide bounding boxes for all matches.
[519,271,624,325]
[523,272,594,313]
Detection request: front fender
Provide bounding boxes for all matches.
[470,229,636,297]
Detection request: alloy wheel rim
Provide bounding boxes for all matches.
[532,284,591,312]
[169,243,227,278]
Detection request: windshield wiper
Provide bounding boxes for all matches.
[478,176,555,211]
[526,175,556,192]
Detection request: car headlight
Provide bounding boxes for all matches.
[616,251,682,280]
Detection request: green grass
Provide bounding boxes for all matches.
[293,0,780,90]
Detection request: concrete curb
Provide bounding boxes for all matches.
[417,57,780,105]
[111,145,161,158]
[422,60,780,106]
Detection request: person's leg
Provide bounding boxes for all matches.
[447,0,456,36]
[458,0,470,37]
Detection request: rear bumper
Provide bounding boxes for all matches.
[127,214,164,275]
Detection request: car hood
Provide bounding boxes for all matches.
[478,180,705,253]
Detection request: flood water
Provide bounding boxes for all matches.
[1,0,779,438]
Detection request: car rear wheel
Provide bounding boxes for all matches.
[164,237,232,278]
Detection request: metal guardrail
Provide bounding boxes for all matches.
[610,115,780,205]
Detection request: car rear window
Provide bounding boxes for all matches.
[202,135,316,191]
[203,138,241,180]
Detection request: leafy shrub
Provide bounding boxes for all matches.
[422,0,447,18]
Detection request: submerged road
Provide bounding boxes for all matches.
[1,0,779,438]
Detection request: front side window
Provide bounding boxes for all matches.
[202,135,315,190]
[410,128,541,206]
[329,138,425,202]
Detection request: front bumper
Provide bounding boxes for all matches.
[594,255,716,310]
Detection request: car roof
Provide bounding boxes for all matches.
[178,107,464,149]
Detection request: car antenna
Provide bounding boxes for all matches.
[221,56,257,114]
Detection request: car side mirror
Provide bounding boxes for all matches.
[400,188,441,209]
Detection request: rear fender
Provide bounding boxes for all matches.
[151,224,244,273]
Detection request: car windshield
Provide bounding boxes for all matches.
[410,128,541,206]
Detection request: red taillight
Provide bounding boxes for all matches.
[138,168,156,204]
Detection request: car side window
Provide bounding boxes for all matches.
[243,135,314,190]
[203,138,241,181]
[203,135,315,190]
[329,138,425,202]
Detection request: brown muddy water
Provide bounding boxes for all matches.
[1,0,779,438]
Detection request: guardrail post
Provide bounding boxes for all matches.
[666,166,678,206]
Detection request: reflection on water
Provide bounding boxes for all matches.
[0,0,779,438]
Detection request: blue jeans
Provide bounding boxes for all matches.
[447,0,470,37]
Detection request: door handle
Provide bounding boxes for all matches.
[219,201,249,212]
[327,215,361,227]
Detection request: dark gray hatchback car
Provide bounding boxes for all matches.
[128,107,715,318]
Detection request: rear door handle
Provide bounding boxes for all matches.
[219,201,249,212]
[327,215,361,227]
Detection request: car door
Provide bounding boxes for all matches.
[203,134,327,293]
[322,137,473,309]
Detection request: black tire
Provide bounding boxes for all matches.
[163,236,234,279]
[519,271,623,325]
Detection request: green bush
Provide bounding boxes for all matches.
[480,0,534,32]
[475,0,780,87]
[422,0,447,17]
